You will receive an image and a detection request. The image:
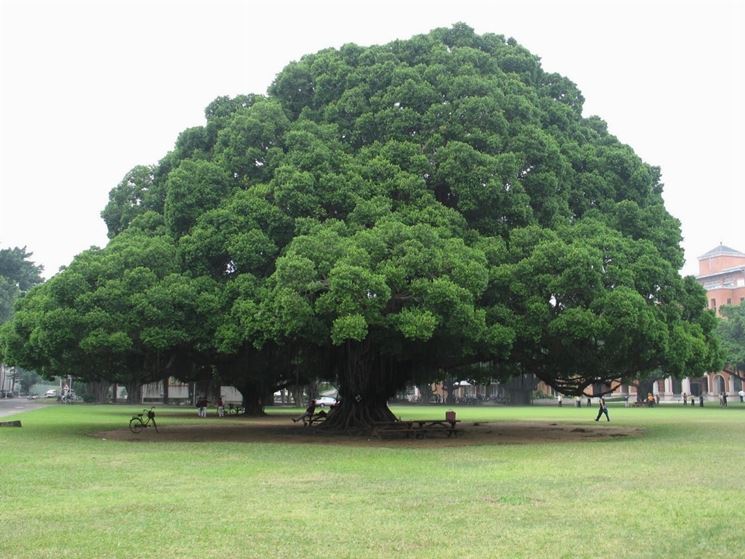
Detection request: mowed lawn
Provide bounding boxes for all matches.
[1,403,745,559]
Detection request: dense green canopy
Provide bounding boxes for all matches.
[718,302,745,375]
[0,246,43,324]
[1,24,719,426]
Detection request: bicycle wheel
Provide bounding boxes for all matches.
[129,417,144,433]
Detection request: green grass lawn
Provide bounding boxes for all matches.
[2,403,745,559]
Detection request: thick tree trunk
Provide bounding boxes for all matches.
[320,342,402,431]
[162,376,170,405]
[321,397,397,431]
[125,381,141,405]
[234,380,268,416]
[241,391,267,416]
[636,380,654,403]
[443,378,456,405]
[88,380,109,403]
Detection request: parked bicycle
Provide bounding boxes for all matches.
[129,407,158,433]
[226,403,244,415]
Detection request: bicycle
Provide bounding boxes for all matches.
[129,407,158,433]
[226,403,244,415]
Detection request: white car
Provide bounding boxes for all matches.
[314,396,337,407]
[45,389,57,398]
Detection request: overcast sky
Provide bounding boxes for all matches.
[1,0,743,278]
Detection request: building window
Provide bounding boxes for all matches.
[710,298,716,310]
[727,298,732,305]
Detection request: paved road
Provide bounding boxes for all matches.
[0,397,47,418]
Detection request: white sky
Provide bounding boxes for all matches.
[1,0,743,278]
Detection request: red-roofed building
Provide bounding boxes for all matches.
[697,244,745,314]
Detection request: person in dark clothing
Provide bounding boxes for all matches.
[293,400,317,423]
[196,397,208,418]
[595,397,610,422]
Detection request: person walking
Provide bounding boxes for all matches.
[595,397,610,422]
[216,397,225,417]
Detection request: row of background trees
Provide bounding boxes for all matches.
[0,25,731,428]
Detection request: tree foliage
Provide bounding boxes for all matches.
[718,302,745,374]
[2,24,719,426]
[0,246,43,324]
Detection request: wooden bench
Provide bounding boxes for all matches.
[413,419,461,437]
[370,419,460,439]
[370,421,414,438]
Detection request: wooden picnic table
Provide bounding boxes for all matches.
[370,419,461,439]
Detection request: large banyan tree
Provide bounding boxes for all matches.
[2,24,719,428]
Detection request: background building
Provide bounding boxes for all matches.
[698,244,745,314]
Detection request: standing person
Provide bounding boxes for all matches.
[216,397,225,417]
[197,397,208,418]
[586,396,592,407]
[739,389,744,403]
[557,394,563,407]
[575,396,581,408]
[682,392,687,406]
[699,394,704,407]
[595,397,610,422]
[722,392,728,407]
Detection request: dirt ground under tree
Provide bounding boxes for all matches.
[94,415,642,448]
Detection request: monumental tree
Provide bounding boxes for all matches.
[2,25,719,427]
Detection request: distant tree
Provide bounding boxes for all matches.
[16,367,41,394]
[0,246,44,323]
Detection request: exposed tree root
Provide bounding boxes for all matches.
[319,401,397,432]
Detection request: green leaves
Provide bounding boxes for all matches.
[718,302,745,373]
[5,25,715,403]
[331,314,368,345]
[164,160,232,237]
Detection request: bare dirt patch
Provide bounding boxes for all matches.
[93,416,642,447]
